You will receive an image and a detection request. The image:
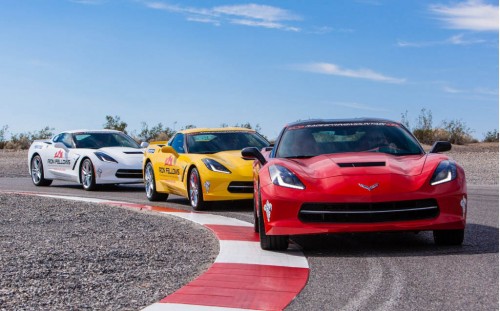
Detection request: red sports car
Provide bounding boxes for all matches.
[242,119,467,250]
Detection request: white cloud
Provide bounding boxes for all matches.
[397,33,487,47]
[143,2,301,31]
[213,4,300,22]
[430,0,499,31]
[293,62,406,84]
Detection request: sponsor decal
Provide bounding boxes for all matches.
[460,196,467,217]
[358,183,379,191]
[159,167,180,175]
[48,150,70,165]
[289,122,389,130]
[48,158,71,165]
[264,200,272,222]
[164,155,176,166]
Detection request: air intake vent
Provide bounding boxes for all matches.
[123,151,144,154]
[337,162,385,167]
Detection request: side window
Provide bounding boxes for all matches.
[53,133,72,148]
[169,134,185,153]
[62,134,74,148]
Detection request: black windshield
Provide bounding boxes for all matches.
[276,122,423,158]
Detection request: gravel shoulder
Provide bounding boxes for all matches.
[0,194,218,310]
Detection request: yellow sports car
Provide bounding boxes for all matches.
[143,127,270,210]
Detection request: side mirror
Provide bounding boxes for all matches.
[429,141,452,153]
[53,142,69,152]
[161,145,179,158]
[140,142,149,148]
[242,147,267,165]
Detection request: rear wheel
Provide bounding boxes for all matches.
[188,167,206,211]
[30,155,52,186]
[145,162,168,201]
[80,158,97,191]
[433,229,464,246]
[257,188,288,251]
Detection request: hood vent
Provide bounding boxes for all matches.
[337,162,386,168]
[123,151,144,154]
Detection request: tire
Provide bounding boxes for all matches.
[30,155,52,186]
[144,162,168,201]
[257,188,288,251]
[80,158,97,191]
[188,167,206,211]
[253,180,260,233]
[433,229,464,246]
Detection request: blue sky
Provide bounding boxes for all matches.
[0,0,498,140]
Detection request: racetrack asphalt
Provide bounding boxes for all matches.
[0,178,498,311]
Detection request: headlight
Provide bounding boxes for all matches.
[202,158,231,174]
[94,152,118,163]
[269,165,305,190]
[430,160,457,185]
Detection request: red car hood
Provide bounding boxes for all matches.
[285,152,428,178]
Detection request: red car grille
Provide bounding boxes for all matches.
[299,199,439,223]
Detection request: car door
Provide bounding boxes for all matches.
[156,133,189,196]
[47,133,81,182]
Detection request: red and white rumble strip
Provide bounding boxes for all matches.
[12,192,310,311]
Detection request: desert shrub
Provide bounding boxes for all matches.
[4,126,54,150]
[103,115,128,133]
[0,125,8,149]
[484,129,499,142]
[412,108,435,144]
[441,119,475,145]
[136,122,175,142]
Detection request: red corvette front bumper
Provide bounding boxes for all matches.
[259,178,467,236]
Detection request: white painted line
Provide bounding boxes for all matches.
[216,240,309,268]
[37,194,109,204]
[160,211,253,227]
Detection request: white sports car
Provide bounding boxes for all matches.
[28,129,145,190]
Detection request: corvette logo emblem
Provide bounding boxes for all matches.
[359,183,379,191]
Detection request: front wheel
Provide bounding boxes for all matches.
[433,229,464,246]
[144,162,168,201]
[257,189,289,251]
[80,158,97,191]
[30,155,52,186]
[188,167,206,211]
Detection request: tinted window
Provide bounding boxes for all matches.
[186,131,269,154]
[169,133,185,153]
[73,132,140,149]
[53,133,74,148]
[276,122,423,158]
